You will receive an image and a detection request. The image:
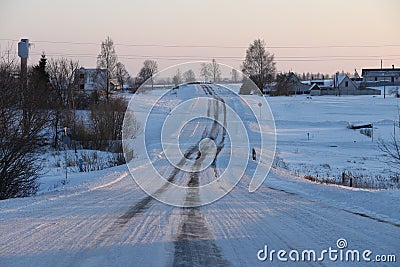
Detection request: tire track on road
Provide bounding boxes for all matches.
[96,85,217,242]
[173,84,232,266]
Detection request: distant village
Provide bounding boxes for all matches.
[263,66,400,96]
[76,64,400,97]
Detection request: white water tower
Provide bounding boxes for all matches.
[18,38,30,58]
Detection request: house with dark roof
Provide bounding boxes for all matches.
[286,72,310,94]
[269,72,310,95]
[361,66,400,86]
[309,83,321,96]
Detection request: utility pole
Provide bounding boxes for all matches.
[381,59,386,99]
[62,127,71,182]
[383,71,386,99]
[371,123,374,142]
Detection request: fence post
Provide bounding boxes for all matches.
[371,123,374,142]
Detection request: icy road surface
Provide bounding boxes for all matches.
[1,84,399,266]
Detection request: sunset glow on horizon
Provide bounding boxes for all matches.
[1,0,399,76]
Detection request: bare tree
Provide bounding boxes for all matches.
[90,96,127,151]
[47,58,79,147]
[200,63,211,81]
[138,60,158,89]
[115,62,130,90]
[48,58,79,108]
[378,135,400,173]
[242,39,276,90]
[210,59,221,82]
[183,69,196,82]
[97,36,118,100]
[172,68,182,86]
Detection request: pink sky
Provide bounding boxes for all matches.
[1,0,399,77]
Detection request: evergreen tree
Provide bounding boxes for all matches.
[273,73,292,96]
[32,53,49,83]
[25,53,50,119]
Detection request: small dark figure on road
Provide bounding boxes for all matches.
[78,158,84,172]
[252,148,256,161]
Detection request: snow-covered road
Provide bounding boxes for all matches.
[1,166,399,266]
[1,84,399,266]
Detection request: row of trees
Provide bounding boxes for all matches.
[293,71,357,81]
[138,39,274,89]
[170,61,221,86]
[294,72,331,81]
[200,59,221,82]
[97,37,271,90]
[99,37,355,93]
[166,66,242,87]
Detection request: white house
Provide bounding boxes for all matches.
[334,74,358,93]
[75,67,107,91]
[309,74,380,96]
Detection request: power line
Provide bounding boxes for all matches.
[24,51,400,62]
[1,38,400,49]
[3,50,399,62]
[3,46,398,60]
[23,51,400,61]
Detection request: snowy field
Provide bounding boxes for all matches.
[37,149,124,193]
[221,84,400,189]
[267,94,400,189]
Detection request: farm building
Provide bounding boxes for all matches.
[309,74,380,96]
[361,66,400,86]
[268,72,310,95]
